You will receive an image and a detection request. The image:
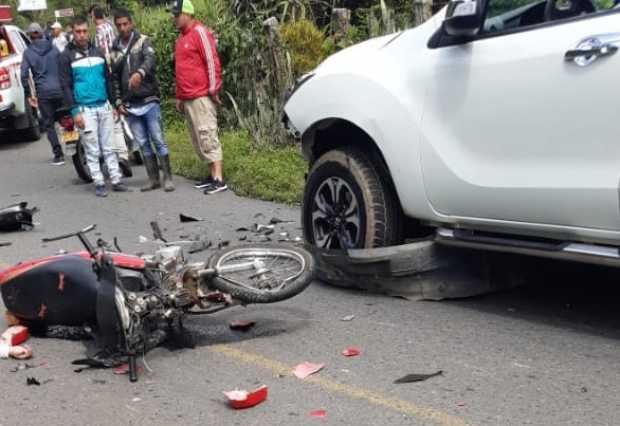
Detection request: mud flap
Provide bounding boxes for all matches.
[309,239,528,300]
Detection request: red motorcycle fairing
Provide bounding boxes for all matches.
[0,252,145,327]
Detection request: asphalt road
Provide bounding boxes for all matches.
[1,137,620,426]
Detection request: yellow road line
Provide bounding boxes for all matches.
[209,344,470,426]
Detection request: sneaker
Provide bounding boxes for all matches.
[51,155,65,166]
[95,185,107,198]
[112,182,130,192]
[203,180,228,195]
[194,176,214,189]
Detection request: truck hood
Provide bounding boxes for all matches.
[314,32,402,75]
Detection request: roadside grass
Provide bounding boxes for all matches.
[165,125,306,205]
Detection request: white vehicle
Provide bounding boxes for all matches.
[0,22,40,141]
[283,0,620,267]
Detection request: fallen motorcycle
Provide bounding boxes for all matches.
[55,108,136,182]
[0,225,315,382]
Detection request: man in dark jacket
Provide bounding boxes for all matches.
[20,22,65,165]
[58,16,129,197]
[111,8,174,192]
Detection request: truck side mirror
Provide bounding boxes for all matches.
[443,0,484,37]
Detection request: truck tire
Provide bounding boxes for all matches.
[303,147,403,250]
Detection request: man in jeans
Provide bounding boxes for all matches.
[111,8,174,192]
[59,16,129,197]
[170,0,227,194]
[20,23,65,165]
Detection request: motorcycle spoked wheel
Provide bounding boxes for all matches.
[206,244,315,304]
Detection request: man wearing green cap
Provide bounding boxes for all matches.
[171,0,226,194]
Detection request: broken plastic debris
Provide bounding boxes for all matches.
[235,227,251,232]
[309,409,327,418]
[0,241,11,247]
[229,320,256,331]
[341,315,355,322]
[294,362,325,379]
[394,370,443,384]
[138,235,150,243]
[342,347,361,357]
[2,325,29,346]
[224,385,268,409]
[180,213,204,223]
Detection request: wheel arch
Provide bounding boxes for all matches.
[302,118,431,238]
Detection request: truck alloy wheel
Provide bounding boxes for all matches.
[303,147,403,249]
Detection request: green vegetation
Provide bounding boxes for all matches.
[166,126,306,204]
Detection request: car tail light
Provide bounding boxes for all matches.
[59,116,74,131]
[0,67,10,90]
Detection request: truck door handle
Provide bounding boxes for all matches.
[565,36,619,66]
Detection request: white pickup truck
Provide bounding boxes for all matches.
[283,0,620,268]
[0,23,40,141]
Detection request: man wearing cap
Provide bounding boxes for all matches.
[59,16,129,197]
[171,0,227,194]
[50,22,68,52]
[20,22,66,165]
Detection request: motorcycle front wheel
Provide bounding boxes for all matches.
[206,244,315,304]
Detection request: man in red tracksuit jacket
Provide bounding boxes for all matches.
[170,0,226,194]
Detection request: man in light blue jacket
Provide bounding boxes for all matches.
[59,16,129,197]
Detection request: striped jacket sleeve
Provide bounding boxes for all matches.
[194,25,222,96]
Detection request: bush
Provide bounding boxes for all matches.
[279,19,325,76]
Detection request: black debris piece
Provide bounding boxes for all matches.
[0,241,11,247]
[235,227,251,232]
[26,377,40,386]
[218,240,230,250]
[180,213,204,223]
[239,236,248,241]
[269,217,294,225]
[0,202,38,232]
[150,221,167,242]
[394,371,443,384]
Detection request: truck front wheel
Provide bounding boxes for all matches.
[302,147,403,249]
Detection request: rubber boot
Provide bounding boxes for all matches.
[141,155,161,192]
[160,154,175,192]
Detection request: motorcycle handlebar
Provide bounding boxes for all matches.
[42,224,97,243]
